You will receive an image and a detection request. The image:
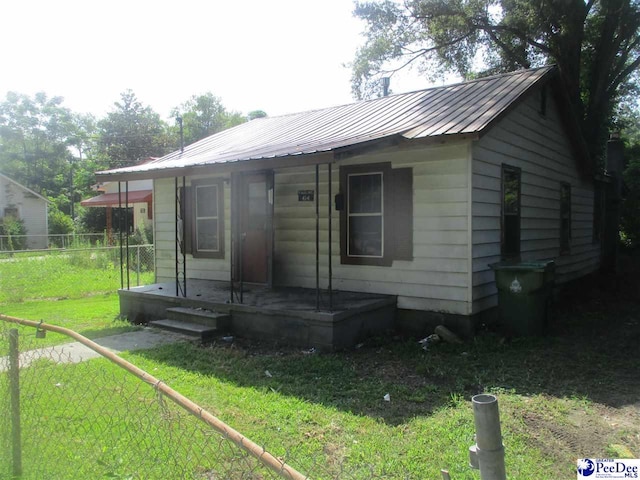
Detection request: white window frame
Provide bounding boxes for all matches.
[346,171,384,259]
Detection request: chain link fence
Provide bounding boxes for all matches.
[0,233,110,251]
[0,318,483,480]
[0,319,309,480]
[0,245,154,303]
[0,239,482,479]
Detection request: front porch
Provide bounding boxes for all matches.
[119,280,397,350]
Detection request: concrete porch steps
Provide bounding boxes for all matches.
[148,307,231,342]
[148,319,218,341]
[165,307,230,328]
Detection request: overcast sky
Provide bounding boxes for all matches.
[1,0,429,121]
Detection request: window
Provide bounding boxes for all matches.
[501,165,521,259]
[195,183,220,252]
[3,207,18,219]
[348,172,383,258]
[539,86,547,116]
[560,182,571,254]
[181,178,225,258]
[340,163,412,266]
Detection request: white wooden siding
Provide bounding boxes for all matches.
[0,176,48,249]
[154,177,230,283]
[471,91,600,313]
[273,143,472,315]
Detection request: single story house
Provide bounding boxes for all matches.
[0,173,49,250]
[97,66,605,348]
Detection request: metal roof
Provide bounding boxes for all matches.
[80,190,153,207]
[98,66,556,180]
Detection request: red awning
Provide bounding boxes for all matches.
[80,190,152,207]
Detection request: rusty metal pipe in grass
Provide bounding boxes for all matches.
[0,315,309,480]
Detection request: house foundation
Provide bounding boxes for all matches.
[119,280,397,350]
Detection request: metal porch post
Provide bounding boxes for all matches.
[328,162,333,311]
[118,182,123,289]
[315,164,320,311]
[229,174,235,304]
[175,177,187,298]
[125,181,130,290]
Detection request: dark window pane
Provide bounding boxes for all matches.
[349,174,382,214]
[503,215,520,256]
[349,216,382,256]
[560,183,571,252]
[560,184,571,217]
[196,185,218,218]
[502,166,521,258]
[503,170,519,215]
[197,218,218,251]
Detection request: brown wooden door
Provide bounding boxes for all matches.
[240,172,272,284]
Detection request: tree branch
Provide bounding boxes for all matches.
[609,55,640,96]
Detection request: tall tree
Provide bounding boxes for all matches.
[352,0,640,162]
[0,92,75,196]
[172,92,246,145]
[96,90,172,169]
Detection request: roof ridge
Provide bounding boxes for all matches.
[259,65,557,121]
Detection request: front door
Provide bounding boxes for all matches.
[239,172,272,284]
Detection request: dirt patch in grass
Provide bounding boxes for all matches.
[522,403,640,458]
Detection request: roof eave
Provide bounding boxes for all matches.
[96,150,336,182]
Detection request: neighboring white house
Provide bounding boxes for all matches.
[81,179,153,233]
[97,66,605,339]
[0,173,49,250]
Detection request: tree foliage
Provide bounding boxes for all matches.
[172,92,246,145]
[247,110,268,120]
[621,113,640,248]
[95,90,173,169]
[0,92,76,195]
[352,0,640,161]
[0,88,246,234]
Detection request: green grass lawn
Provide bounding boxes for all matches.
[0,250,154,303]
[1,256,639,479]
[0,294,138,349]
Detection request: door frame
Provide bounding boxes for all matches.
[231,170,274,286]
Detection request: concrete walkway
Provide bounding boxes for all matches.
[0,327,191,371]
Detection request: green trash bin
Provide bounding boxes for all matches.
[489,260,555,336]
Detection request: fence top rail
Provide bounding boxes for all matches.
[0,244,153,255]
[0,314,308,480]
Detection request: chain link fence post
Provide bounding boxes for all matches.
[9,328,22,478]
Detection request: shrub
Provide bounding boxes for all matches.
[0,215,27,251]
[621,145,640,250]
[48,204,75,247]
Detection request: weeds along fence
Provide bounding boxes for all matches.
[0,233,108,251]
[0,317,307,480]
[0,245,154,303]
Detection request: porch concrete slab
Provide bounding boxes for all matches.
[0,327,190,371]
[118,280,398,350]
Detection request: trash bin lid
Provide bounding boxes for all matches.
[489,260,555,272]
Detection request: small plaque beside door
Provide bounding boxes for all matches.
[298,190,314,202]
